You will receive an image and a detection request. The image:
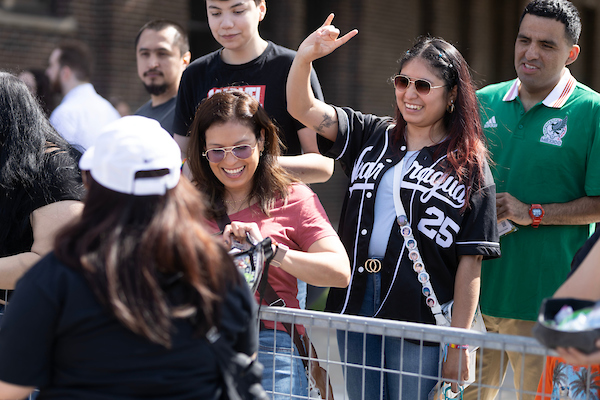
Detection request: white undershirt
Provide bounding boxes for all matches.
[368,150,419,258]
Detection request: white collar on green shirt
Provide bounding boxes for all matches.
[502,68,577,108]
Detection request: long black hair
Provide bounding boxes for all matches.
[392,37,488,209]
[0,71,81,255]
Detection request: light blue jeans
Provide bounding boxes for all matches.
[337,273,440,400]
[259,329,309,400]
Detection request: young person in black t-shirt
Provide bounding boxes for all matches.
[174,0,333,185]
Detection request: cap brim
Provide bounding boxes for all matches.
[79,146,95,171]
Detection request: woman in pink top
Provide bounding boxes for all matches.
[187,91,350,399]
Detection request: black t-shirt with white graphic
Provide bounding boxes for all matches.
[173,41,324,156]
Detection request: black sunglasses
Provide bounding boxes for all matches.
[393,75,447,96]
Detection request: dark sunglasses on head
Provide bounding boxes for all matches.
[393,75,447,96]
[202,144,256,163]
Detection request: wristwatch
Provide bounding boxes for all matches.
[271,243,289,268]
[529,204,545,228]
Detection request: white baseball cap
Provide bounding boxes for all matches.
[79,116,181,196]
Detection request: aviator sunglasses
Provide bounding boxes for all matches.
[202,144,257,163]
[393,75,447,96]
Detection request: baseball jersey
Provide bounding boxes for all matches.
[323,106,500,324]
[478,69,600,321]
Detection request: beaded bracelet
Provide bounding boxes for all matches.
[443,343,469,362]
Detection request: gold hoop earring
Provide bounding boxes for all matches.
[447,101,455,114]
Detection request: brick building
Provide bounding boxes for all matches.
[0,0,598,224]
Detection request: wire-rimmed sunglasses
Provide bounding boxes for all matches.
[202,144,257,163]
[393,75,447,96]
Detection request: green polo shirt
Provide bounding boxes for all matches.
[478,70,600,321]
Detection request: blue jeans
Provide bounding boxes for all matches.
[337,273,440,400]
[259,329,309,400]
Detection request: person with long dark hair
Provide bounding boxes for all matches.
[187,90,350,399]
[0,116,257,399]
[287,16,500,400]
[0,71,84,308]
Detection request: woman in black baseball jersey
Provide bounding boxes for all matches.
[288,15,500,400]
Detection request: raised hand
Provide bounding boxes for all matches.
[296,13,358,63]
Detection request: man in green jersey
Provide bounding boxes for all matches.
[465,1,600,399]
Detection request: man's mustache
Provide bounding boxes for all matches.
[143,69,163,77]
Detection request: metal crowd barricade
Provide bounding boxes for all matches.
[259,307,599,400]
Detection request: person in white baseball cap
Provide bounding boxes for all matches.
[79,115,181,195]
[0,116,259,398]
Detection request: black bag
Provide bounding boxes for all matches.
[207,327,269,400]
